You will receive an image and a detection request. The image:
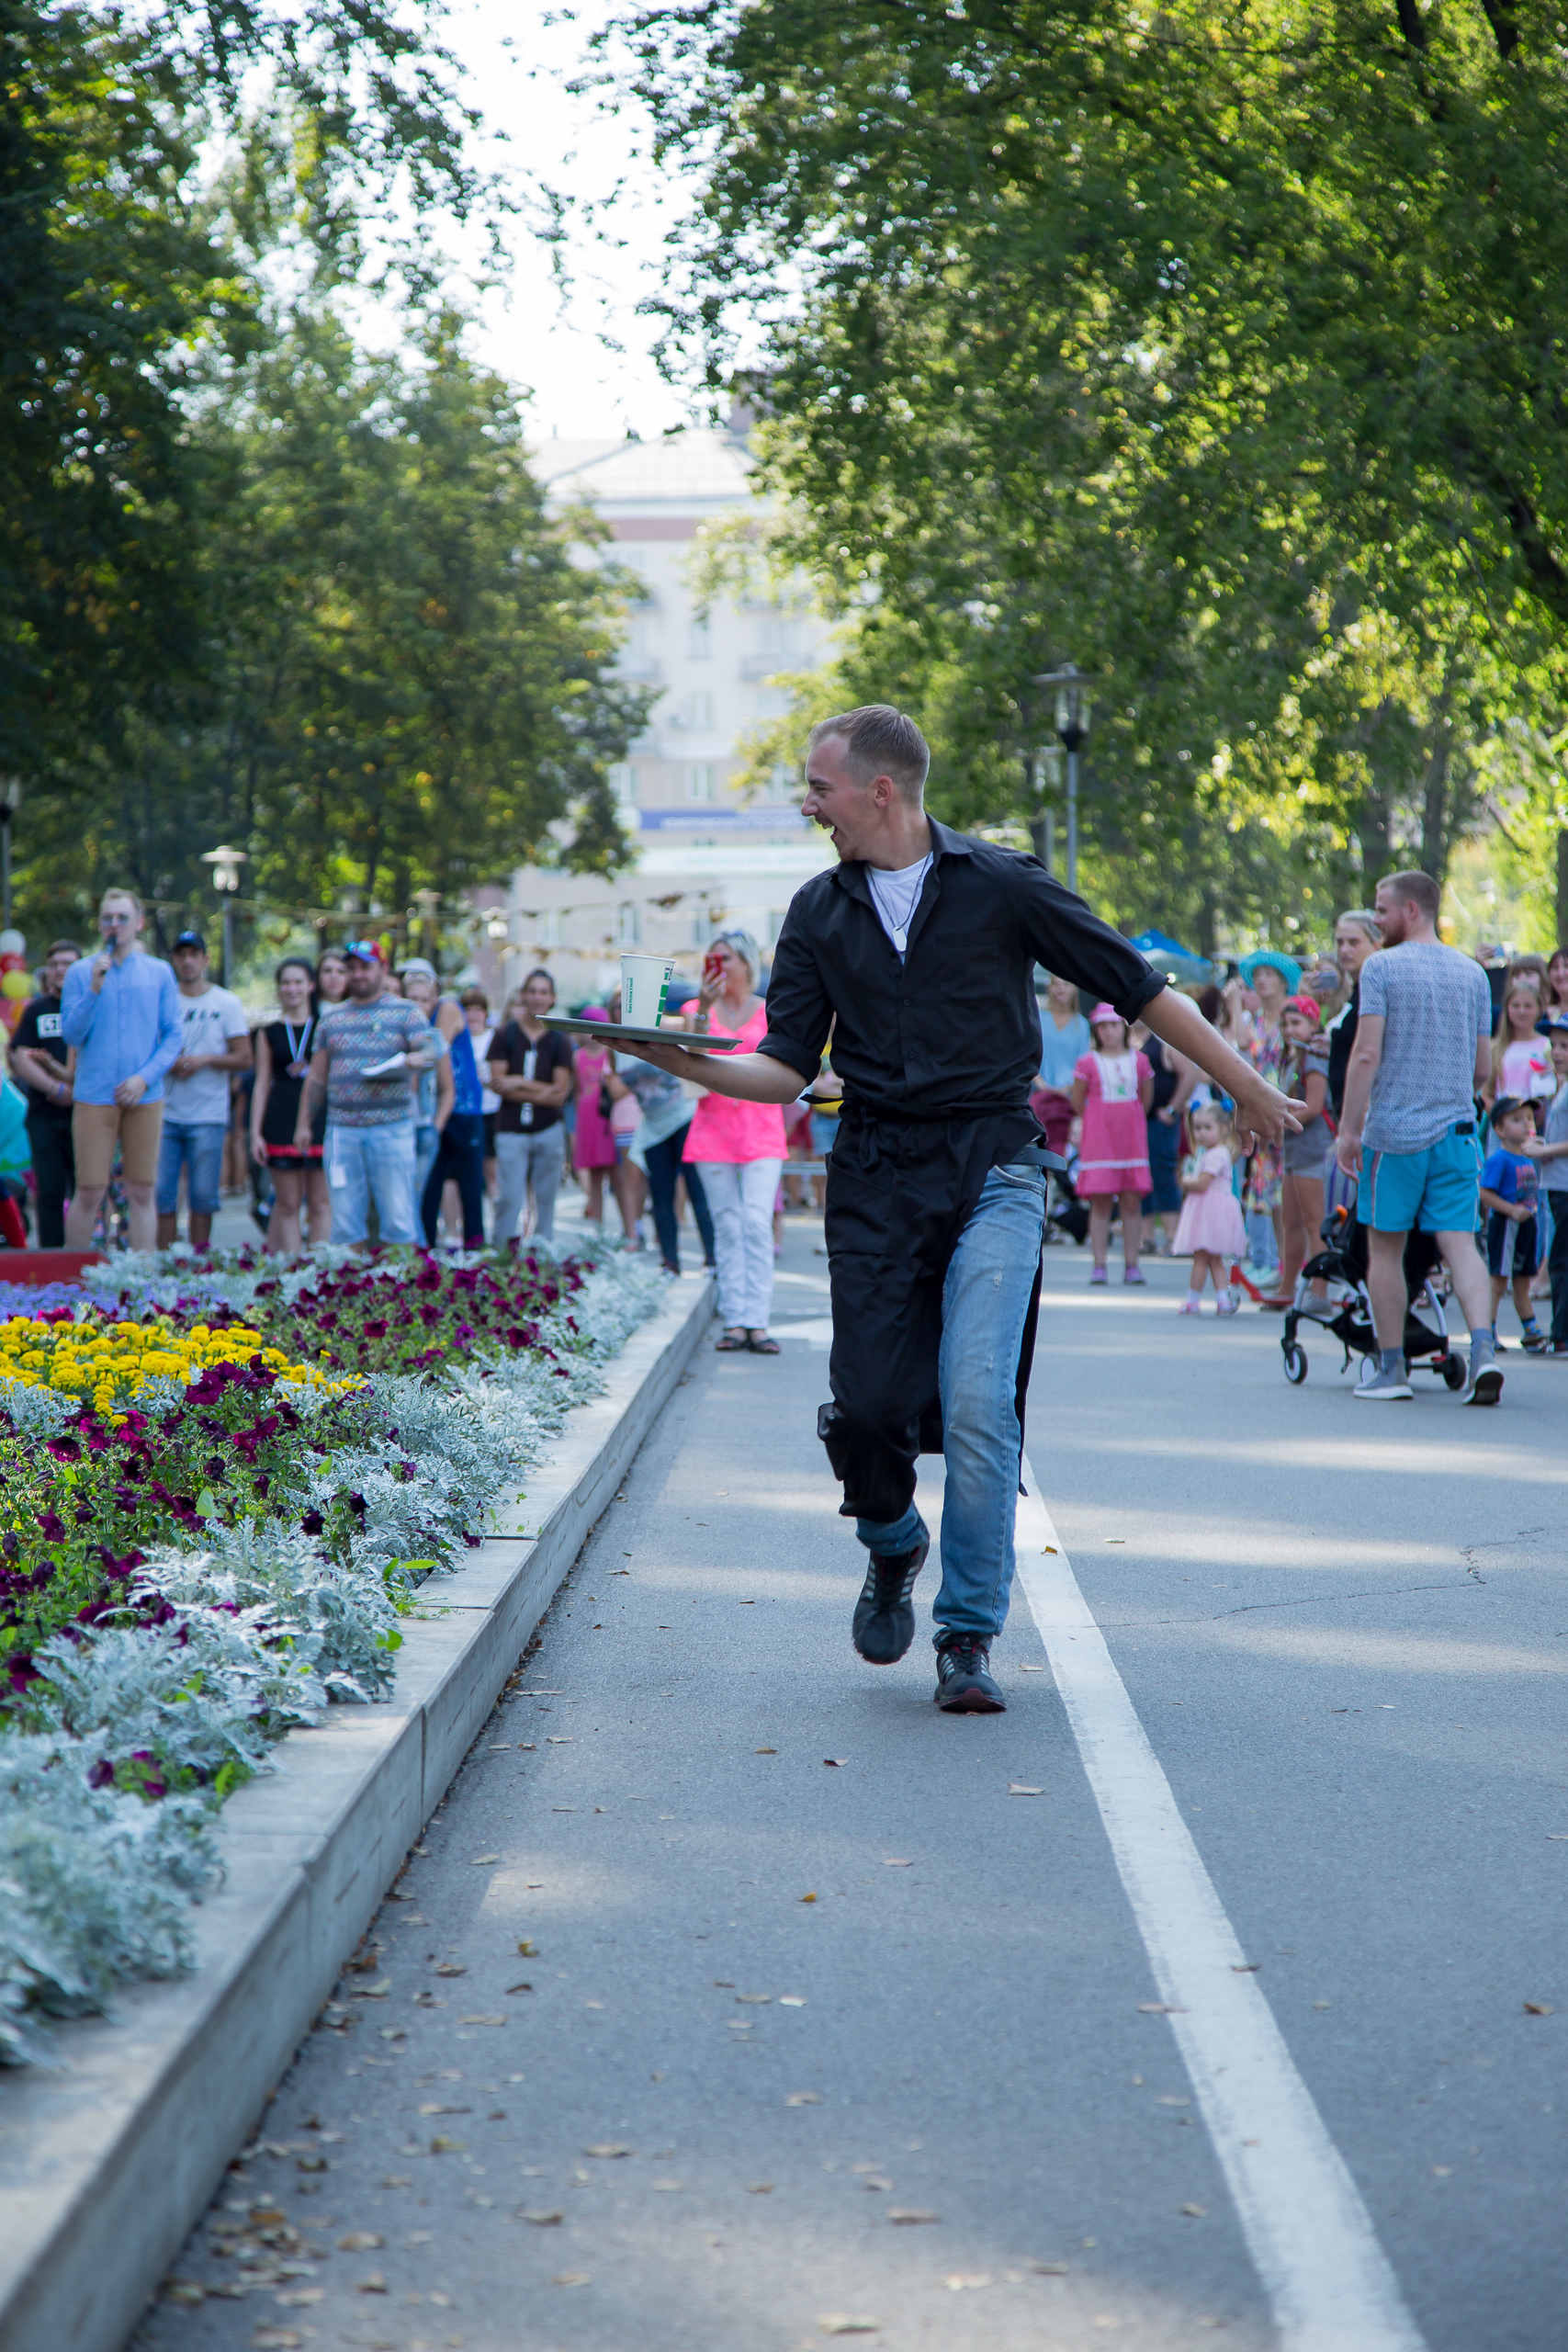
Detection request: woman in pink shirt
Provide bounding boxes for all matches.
[682,931,787,1351]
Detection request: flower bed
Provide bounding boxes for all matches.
[0,1240,662,2066]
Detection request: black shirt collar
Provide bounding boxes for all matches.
[829,816,973,900]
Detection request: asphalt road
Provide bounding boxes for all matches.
[130,1223,1567,2352]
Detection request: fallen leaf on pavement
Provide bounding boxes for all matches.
[737,1994,771,2005]
[798,1893,818,1904]
[505,1981,534,1995]
[378,2026,407,2041]
[349,1978,391,1998]
[547,1736,574,1744]
[337,2233,383,2251]
[1547,1834,1568,1840]
[458,2014,507,2026]
[552,2271,591,2287]
[888,2211,940,2224]
[1232,1962,1260,1973]
[1137,2003,1187,2015]
[943,2274,993,2290]
[1043,1546,1058,1555]
[249,2333,303,2349]
[469,1853,501,1865]
[748,2183,774,2194]
[583,2143,633,2157]
[883,1859,910,1867]
[354,2273,389,2292]
[650,2179,684,2191]
[786,2092,822,2106]
[517,2210,564,2225]
[433,1963,467,1977]
[418,2103,470,2116]
[517,1939,537,1955]
[780,1996,806,2007]
[824,1758,846,1768]
[1020,1664,1045,1672]
[382,2175,412,2188]
[861,2175,892,2191]
[1029,2260,1068,2274]
[429,2136,467,2153]
[756,1747,778,1754]
[1180,2204,1207,2219]
[1524,2002,1554,2015]
[816,2319,881,2335]
[1009,1785,1044,1796]
[1431,2165,1452,2177]
[163,2282,204,2306]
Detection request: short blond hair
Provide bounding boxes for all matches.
[99,886,144,918]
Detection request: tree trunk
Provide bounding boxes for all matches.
[1418,736,1452,887]
[1557,827,1568,947]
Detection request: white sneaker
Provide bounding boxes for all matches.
[1354,1362,1414,1400]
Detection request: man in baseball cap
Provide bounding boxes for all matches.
[293,936,436,1244]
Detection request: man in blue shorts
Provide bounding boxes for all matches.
[1337,869,1499,1403]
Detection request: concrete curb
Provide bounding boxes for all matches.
[0,1275,713,2352]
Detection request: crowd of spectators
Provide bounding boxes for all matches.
[1036,885,1568,1373]
[3,877,1564,1381]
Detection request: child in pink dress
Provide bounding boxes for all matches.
[1070,1003,1154,1285]
[1173,1102,1247,1314]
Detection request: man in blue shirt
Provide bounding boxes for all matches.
[62,888,182,1251]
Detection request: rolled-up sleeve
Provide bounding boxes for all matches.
[1014,863,1167,1023]
[758,905,831,1084]
[137,967,185,1091]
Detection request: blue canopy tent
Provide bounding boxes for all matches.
[1129,928,1215,985]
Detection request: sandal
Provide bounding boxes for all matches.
[715,1329,749,1351]
[746,1331,781,1354]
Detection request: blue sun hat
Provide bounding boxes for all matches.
[1239,948,1303,994]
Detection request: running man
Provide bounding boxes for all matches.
[633,707,1292,1713]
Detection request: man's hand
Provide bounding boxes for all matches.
[1336,1129,1364,1178]
[1229,1071,1300,1154]
[171,1053,199,1080]
[89,952,112,992]
[114,1072,148,1109]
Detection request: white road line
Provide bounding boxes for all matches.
[1013,1454,1427,2352]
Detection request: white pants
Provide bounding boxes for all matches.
[694,1159,781,1330]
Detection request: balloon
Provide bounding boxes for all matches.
[1,969,30,999]
[0,931,24,957]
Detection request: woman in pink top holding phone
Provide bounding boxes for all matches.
[682,931,787,1351]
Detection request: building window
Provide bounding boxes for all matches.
[689,615,711,658]
[759,615,799,661]
[609,763,637,805]
[686,763,715,803]
[538,908,561,948]
[683,693,715,732]
[617,901,641,946]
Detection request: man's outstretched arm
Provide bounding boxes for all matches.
[625,1035,808,1104]
[1140,988,1299,1149]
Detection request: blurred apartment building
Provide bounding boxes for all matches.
[475,421,835,1009]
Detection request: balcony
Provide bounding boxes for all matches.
[615,658,662,684]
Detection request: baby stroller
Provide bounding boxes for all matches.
[1280,1205,1466,1389]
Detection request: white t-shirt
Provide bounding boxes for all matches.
[164,985,249,1125]
[475,1025,499,1115]
[866,854,934,960]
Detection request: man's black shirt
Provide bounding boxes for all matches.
[12,991,71,1121]
[760,820,1166,1124]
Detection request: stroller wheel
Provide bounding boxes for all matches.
[1441,1355,1467,1392]
[1283,1342,1308,1385]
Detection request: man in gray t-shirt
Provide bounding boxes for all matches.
[1337,870,1500,1404]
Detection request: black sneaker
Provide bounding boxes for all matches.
[933,1634,1006,1713]
[852,1528,930,1665]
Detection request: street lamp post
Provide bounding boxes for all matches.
[200,844,247,984]
[0,778,21,931]
[1025,748,1059,876]
[1034,666,1093,898]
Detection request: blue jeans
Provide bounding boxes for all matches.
[855,1163,1046,1645]
[422,1112,487,1248]
[154,1120,228,1216]
[325,1119,418,1246]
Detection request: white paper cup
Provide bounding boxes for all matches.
[621,954,673,1029]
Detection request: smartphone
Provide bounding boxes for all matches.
[703,946,726,990]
